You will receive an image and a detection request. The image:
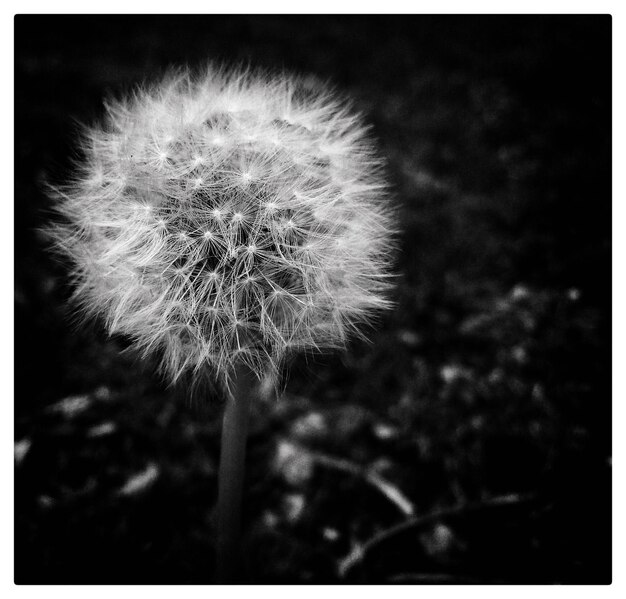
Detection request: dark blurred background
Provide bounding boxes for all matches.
[15,15,611,584]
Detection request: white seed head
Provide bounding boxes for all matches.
[49,64,395,390]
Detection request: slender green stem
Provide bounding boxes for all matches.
[215,366,255,583]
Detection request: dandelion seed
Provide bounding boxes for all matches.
[47,64,395,390]
[264,201,278,214]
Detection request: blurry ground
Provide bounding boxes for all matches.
[14,15,611,583]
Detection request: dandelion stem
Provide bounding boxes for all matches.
[215,365,255,583]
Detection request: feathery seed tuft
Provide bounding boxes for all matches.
[49,65,395,390]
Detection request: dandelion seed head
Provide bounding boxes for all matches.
[48,64,395,390]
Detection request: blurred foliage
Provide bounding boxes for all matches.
[15,15,610,583]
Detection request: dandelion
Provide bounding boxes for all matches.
[48,64,395,581]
